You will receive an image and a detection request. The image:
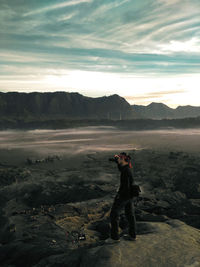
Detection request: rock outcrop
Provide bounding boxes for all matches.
[80,220,200,267]
[0,149,200,266]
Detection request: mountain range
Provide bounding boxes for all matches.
[0,91,135,120]
[132,102,200,119]
[0,91,199,120]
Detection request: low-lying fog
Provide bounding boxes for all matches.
[1,126,200,157]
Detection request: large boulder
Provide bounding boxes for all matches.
[80,220,200,267]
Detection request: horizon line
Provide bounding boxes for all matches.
[0,90,199,109]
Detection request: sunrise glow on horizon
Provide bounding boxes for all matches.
[1,0,200,108]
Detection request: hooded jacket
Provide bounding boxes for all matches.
[116,162,134,199]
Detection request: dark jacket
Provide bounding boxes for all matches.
[116,162,134,199]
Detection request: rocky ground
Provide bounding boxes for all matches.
[0,149,200,267]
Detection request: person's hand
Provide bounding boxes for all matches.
[114,154,119,160]
[114,154,120,164]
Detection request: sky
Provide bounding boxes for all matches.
[0,0,200,107]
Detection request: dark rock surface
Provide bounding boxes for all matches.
[80,220,200,267]
[0,149,200,266]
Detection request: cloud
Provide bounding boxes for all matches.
[23,0,93,17]
[125,90,186,100]
[0,0,200,106]
[158,37,200,53]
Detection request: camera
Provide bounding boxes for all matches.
[108,155,119,162]
[108,152,131,163]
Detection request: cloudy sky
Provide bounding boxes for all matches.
[0,0,200,107]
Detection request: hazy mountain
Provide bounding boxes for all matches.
[0,92,199,121]
[132,102,200,119]
[0,91,136,120]
[175,105,200,118]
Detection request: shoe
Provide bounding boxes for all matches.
[123,234,137,241]
[105,237,120,244]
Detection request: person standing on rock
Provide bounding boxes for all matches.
[105,152,137,244]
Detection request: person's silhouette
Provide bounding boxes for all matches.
[105,152,137,244]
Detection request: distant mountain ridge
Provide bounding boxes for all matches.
[0,91,199,120]
[132,102,200,119]
[0,91,135,120]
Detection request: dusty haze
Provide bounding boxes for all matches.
[0,126,200,165]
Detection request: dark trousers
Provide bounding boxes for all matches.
[110,194,137,240]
